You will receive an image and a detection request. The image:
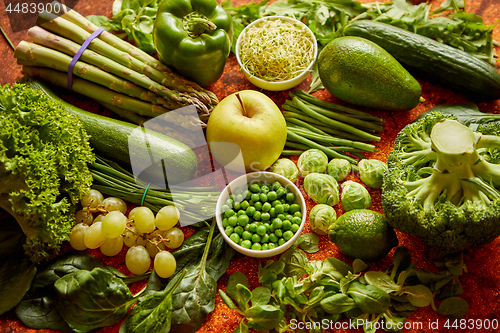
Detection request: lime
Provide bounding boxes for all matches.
[328,209,398,260]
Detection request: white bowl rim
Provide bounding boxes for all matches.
[235,16,318,86]
[215,171,307,257]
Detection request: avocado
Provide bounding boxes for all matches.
[318,36,422,111]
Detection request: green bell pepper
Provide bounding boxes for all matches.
[153,0,233,87]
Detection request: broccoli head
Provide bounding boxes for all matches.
[0,84,94,263]
[382,111,500,253]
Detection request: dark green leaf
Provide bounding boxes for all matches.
[402,284,433,307]
[437,297,469,319]
[390,246,411,279]
[251,287,272,307]
[352,259,368,274]
[320,293,357,315]
[0,220,25,265]
[347,281,391,314]
[0,252,36,315]
[413,268,448,286]
[245,304,284,332]
[280,247,309,277]
[234,320,249,333]
[307,286,325,306]
[206,233,236,281]
[297,233,320,253]
[258,260,285,285]
[437,278,463,299]
[119,270,186,333]
[364,271,400,293]
[323,257,353,277]
[416,104,500,128]
[55,267,136,333]
[226,271,250,301]
[15,295,72,332]
[234,284,253,311]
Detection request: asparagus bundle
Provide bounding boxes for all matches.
[282,90,385,164]
[14,3,217,128]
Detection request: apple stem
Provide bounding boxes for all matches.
[235,93,248,117]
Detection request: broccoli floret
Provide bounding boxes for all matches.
[382,111,500,253]
[0,84,94,263]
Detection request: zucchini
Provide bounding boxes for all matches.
[22,78,199,186]
[344,21,500,100]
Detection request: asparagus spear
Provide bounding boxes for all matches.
[35,11,211,114]
[15,41,187,111]
[53,2,218,106]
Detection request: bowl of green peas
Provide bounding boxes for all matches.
[216,171,306,258]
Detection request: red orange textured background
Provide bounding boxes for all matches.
[0,0,499,332]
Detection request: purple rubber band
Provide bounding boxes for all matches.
[67,28,105,91]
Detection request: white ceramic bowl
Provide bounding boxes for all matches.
[216,171,306,258]
[235,16,318,91]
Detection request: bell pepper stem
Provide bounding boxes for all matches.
[187,17,217,36]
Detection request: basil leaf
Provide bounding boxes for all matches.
[347,281,391,314]
[364,271,400,293]
[55,267,136,333]
[251,286,272,307]
[245,304,284,332]
[297,233,320,253]
[402,284,433,307]
[119,270,186,333]
[320,293,357,315]
[437,297,469,319]
[0,252,36,315]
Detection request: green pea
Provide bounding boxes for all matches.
[275,229,283,238]
[277,214,285,221]
[238,214,249,227]
[262,202,272,212]
[248,223,258,233]
[269,233,278,243]
[246,206,256,216]
[264,223,271,232]
[256,225,267,236]
[225,226,234,236]
[253,211,262,221]
[283,230,294,241]
[252,234,261,243]
[271,200,281,207]
[261,244,269,251]
[240,200,250,210]
[249,183,261,193]
[292,216,302,225]
[241,240,252,248]
[251,193,260,202]
[251,243,262,251]
[222,218,229,228]
[283,204,290,212]
[282,220,292,230]
[235,193,244,203]
[226,198,234,207]
[234,226,244,235]
[276,188,285,198]
[234,187,243,195]
[261,185,270,194]
[224,209,236,218]
[269,207,276,218]
[289,204,301,214]
[254,201,263,211]
[233,202,241,211]
[271,218,283,230]
[272,181,282,191]
[285,214,294,222]
[268,242,277,249]
[242,231,252,240]
[228,215,238,227]
[260,193,268,202]
[267,191,277,201]
[275,204,284,214]
[278,238,286,246]
[243,190,251,200]
[294,211,302,218]
[286,192,295,202]
[230,233,240,244]
[261,233,270,243]
[244,224,251,231]
[221,204,231,213]
[291,224,300,233]
[261,212,271,221]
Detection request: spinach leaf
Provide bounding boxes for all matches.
[169,219,219,333]
[205,232,236,281]
[119,270,187,333]
[416,103,500,130]
[55,267,136,333]
[0,218,25,265]
[0,252,36,315]
[320,293,357,315]
[347,281,391,314]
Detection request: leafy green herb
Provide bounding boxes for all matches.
[55,267,137,333]
[297,233,320,253]
[436,297,470,320]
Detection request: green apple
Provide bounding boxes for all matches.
[206,90,287,172]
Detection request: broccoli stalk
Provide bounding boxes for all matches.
[382,112,500,253]
[0,84,94,263]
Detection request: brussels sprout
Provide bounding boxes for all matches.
[341,181,371,211]
[309,204,337,235]
[327,158,352,181]
[358,159,388,189]
[304,173,339,206]
[297,149,328,176]
[270,158,299,182]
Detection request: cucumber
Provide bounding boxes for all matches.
[23,78,199,186]
[344,21,500,100]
